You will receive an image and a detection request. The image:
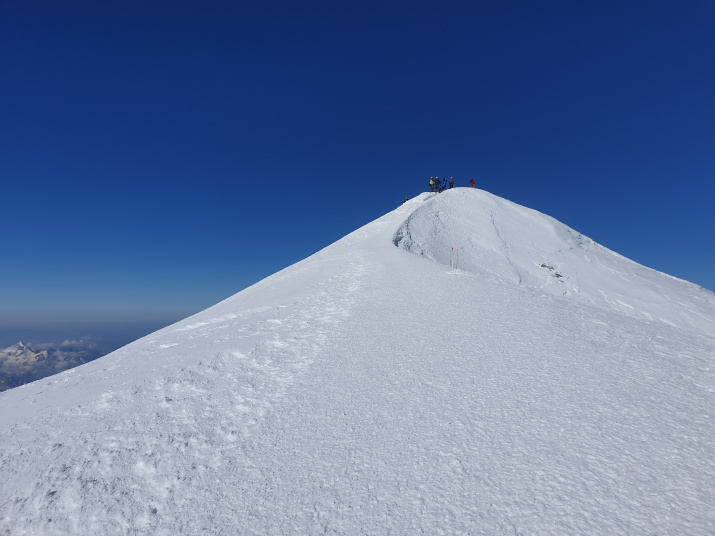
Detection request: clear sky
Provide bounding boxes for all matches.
[2,0,714,333]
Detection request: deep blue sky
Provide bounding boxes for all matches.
[2,0,714,335]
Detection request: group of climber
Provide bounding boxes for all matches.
[404,176,478,204]
[429,177,476,193]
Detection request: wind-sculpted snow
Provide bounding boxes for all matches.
[394,189,715,337]
[1,190,714,535]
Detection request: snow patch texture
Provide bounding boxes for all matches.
[1,189,714,535]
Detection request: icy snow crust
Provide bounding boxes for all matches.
[1,189,714,535]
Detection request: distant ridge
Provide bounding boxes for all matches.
[0,341,94,392]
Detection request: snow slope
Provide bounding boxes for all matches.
[394,190,715,336]
[1,189,714,535]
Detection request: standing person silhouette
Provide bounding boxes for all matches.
[469,177,475,188]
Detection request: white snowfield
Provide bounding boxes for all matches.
[1,189,714,535]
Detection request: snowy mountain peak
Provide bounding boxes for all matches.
[1,188,713,535]
[1,341,47,362]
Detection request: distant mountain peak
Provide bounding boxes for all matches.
[1,341,48,366]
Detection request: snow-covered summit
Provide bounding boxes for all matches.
[0,341,49,367]
[395,189,715,336]
[1,189,713,535]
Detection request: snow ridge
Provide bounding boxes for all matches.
[394,189,715,337]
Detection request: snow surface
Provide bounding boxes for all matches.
[1,188,714,535]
